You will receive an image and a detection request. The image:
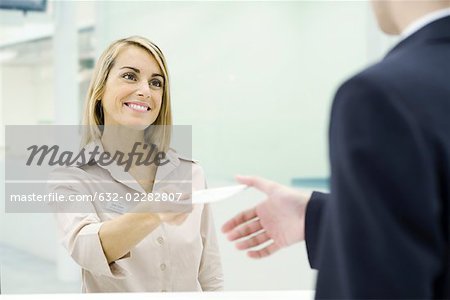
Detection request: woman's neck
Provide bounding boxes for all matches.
[101,126,146,158]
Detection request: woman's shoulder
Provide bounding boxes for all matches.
[168,148,201,166]
[49,165,90,180]
[168,148,205,179]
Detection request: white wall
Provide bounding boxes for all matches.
[0,65,57,261]
[1,66,54,125]
[95,1,372,183]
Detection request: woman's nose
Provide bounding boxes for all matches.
[136,81,151,98]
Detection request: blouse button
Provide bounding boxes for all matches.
[157,236,164,245]
[160,263,166,271]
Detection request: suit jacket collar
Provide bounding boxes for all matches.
[386,15,450,59]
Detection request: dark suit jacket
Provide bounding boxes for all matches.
[305,16,450,299]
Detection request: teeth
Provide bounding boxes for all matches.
[127,103,148,111]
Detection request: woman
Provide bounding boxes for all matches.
[48,36,223,292]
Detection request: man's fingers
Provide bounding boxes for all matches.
[235,231,270,250]
[235,175,255,186]
[235,175,277,194]
[247,242,280,259]
[226,219,262,241]
[222,207,257,233]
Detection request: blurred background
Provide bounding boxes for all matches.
[0,0,397,294]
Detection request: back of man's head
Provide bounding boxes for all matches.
[371,0,450,35]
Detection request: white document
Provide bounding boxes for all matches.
[190,184,248,204]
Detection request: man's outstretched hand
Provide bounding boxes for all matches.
[222,175,312,259]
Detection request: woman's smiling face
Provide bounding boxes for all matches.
[102,45,165,130]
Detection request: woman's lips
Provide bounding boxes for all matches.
[123,101,150,113]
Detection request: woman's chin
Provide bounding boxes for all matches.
[123,123,151,131]
[104,115,156,131]
[113,120,152,131]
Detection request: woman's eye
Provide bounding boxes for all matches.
[122,73,137,81]
[149,79,163,88]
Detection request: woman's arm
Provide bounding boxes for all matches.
[99,212,161,264]
[99,198,191,263]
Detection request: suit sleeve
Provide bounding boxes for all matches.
[305,191,330,269]
[315,75,445,299]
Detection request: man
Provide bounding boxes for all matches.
[222,1,450,298]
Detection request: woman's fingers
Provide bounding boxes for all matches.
[159,212,189,225]
[172,213,189,225]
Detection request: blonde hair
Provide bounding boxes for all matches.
[81,36,172,151]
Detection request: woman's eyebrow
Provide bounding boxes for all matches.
[120,66,140,73]
[120,66,164,78]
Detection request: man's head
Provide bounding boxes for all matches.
[371,0,450,35]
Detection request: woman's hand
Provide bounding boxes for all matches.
[157,192,192,225]
[158,212,189,225]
